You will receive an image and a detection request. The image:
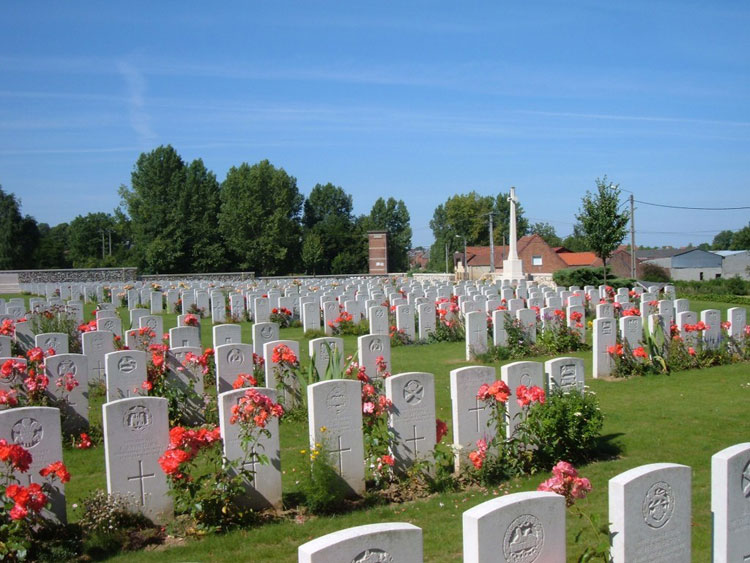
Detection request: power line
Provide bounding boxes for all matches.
[634,200,750,211]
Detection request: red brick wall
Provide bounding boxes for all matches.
[518,235,569,274]
[368,231,388,274]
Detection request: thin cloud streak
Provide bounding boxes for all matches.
[116,60,157,145]
[517,109,750,128]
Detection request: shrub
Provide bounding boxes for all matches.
[303,438,350,514]
[520,389,605,469]
[640,262,671,282]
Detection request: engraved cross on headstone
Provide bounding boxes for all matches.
[330,435,351,476]
[404,424,425,456]
[127,459,155,506]
[468,398,485,433]
[92,360,105,380]
[241,450,260,487]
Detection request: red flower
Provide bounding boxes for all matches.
[76,433,93,449]
[516,385,545,408]
[688,347,696,356]
[272,344,298,366]
[632,346,648,359]
[436,419,448,443]
[232,373,257,389]
[0,440,32,472]
[158,448,191,478]
[607,343,624,356]
[380,454,395,466]
[39,460,71,483]
[27,347,44,363]
[477,380,511,403]
[569,311,583,322]
[0,389,18,407]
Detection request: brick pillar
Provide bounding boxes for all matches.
[368,231,388,274]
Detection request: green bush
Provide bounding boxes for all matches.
[674,277,750,297]
[640,262,671,282]
[521,389,605,469]
[553,267,634,290]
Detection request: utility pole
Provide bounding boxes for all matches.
[445,242,449,274]
[488,213,495,274]
[630,194,636,279]
[99,230,105,260]
[108,230,112,256]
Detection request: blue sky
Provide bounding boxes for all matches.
[1,1,749,249]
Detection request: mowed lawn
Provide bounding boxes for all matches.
[4,294,749,562]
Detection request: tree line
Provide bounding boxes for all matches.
[0,146,412,275]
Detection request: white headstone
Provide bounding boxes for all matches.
[593,317,616,379]
[358,334,391,379]
[81,330,114,384]
[218,388,282,509]
[0,406,66,522]
[711,442,750,562]
[545,357,585,394]
[500,361,544,439]
[44,353,89,432]
[450,366,496,469]
[309,337,345,379]
[103,397,172,523]
[386,372,436,471]
[619,315,643,350]
[35,332,69,354]
[298,522,423,563]
[417,302,436,341]
[263,340,301,408]
[465,310,488,360]
[368,305,389,336]
[307,380,365,495]
[463,491,566,563]
[609,463,691,563]
[105,350,147,402]
[215,343,255,394]
[252,322,280,358]
[212,324,241,347]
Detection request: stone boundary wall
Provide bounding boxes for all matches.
[140,272,255,282]
[8,268,138,283]
[412,273,455,283]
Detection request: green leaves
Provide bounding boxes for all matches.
[576,177,630,282]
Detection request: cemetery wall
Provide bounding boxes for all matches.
[10,267,138,283]
[140,271,255,282]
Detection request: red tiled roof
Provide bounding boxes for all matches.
[557,252,600,266]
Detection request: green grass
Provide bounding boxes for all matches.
[5,293,750,562]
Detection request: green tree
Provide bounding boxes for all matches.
[530,222,562,247]
[730,223,750,250]
[34,223,72,269]
[119,145,187,273]
[575,177,630,283]
[561,224,589,252]
[427,190,529,271]
[301,232,325,274]
[219,160,303,275]
[67,212,122,267]
[180,159,227,272]
[302,183,356,274]
[363,197,412,272]
[0,186,39,269]
[712,229,734,250]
